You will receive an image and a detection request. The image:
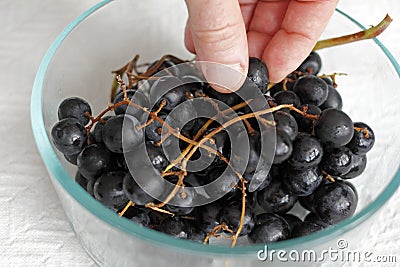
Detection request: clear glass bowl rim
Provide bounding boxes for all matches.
[30,0,400,257]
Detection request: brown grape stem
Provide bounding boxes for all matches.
[203,223,234,245]
[313,14,392,51]
[118,201,134,217]
[289,106,320,120]
[145,171,186,209]
[162,101,250,173]
[354,126,370,138]
[322,170,336,183]
[243,119,255,135]
[146,206,175,216]
[231,178,247,247]
[318,73,347,88]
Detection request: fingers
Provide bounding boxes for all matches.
[185,0,248,93]
[239,0,258,30]
[247,0,290,58]
[263,0,339,83]
[184,23,195,54]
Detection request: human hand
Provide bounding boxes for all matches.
[184,0,339,93]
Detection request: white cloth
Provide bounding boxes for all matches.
[0,0,399,266]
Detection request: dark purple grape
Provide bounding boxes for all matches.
[86,178,96,197]
[148,58,177,70]
[291,104,321,133]
[165,187,197,216]
[297,178,332,212]
[122,168,164,206]
[203,168,239,200]
[283,166,323,196]
[120,206,151,227]
[51,118,87,155]
[113,90,149,118]
[288,133,323,169]
[272,129,293,164]
[93,171,128,208]
[320,146,352,177]
[144,113,169,144]
[347,122,375,155]
[64,152,79,165]
[181,74,205,93]
[194,201,222,233]
[112,152,128,170]
[314,108,354,147]
[293,75,329,106]
[296,52,322,75]
[195,159,225,177]
[142,141,169,171]
[75,171,89,189]
[179,173,203,187]
[246,191,257,209]
[320,85,343,110]
[145,114,172,146]
[130,213,151,227]
[257,178,297,214]
[92,116,112,144]
[291,221,324,238]
[322,77,333,86]
[187,226,207,243]
[204,128,229,158]
[273,91,301,108]
[313,180,358,225]
[249,213,290,243]
[247,57,269,93]
[166,99,198,131]
[246,153,272,192]
[268,73,296,96]
[156,217,196,240]
[147,58,181,78]
[102,114,144,153]
[253,172,272,192]
[121,178,152,207]
[77,143,112,179]
[58,97,92,126]
[281,214,302,233]
[189,117,210,137]
[219,201,255,236]
[273,111,298,141]
[230,130,267,185]
[150,76,186,111]
[203,85,241,107]
[341,153,367,179]
[304,212,331,228]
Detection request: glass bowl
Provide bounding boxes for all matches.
[31,1,400,266]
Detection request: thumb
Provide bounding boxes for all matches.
[185,0,248,93]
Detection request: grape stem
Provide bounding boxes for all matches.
[354,126,370,138]
[230,177,247,247]
[203,223,234,244]
[318,73,347,88]
[313,14,392,51]
[243,119,255,135]
[322,170,336,183]
[145,170,186,210]
[163,101,250,173]
[118,200,134,217]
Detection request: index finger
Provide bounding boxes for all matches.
[262,0,338,83]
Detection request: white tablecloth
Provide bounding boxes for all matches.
[0,1,399,266]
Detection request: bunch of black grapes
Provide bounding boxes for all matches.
[51,52,375,244]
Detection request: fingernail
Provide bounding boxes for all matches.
[200,62,246,93]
